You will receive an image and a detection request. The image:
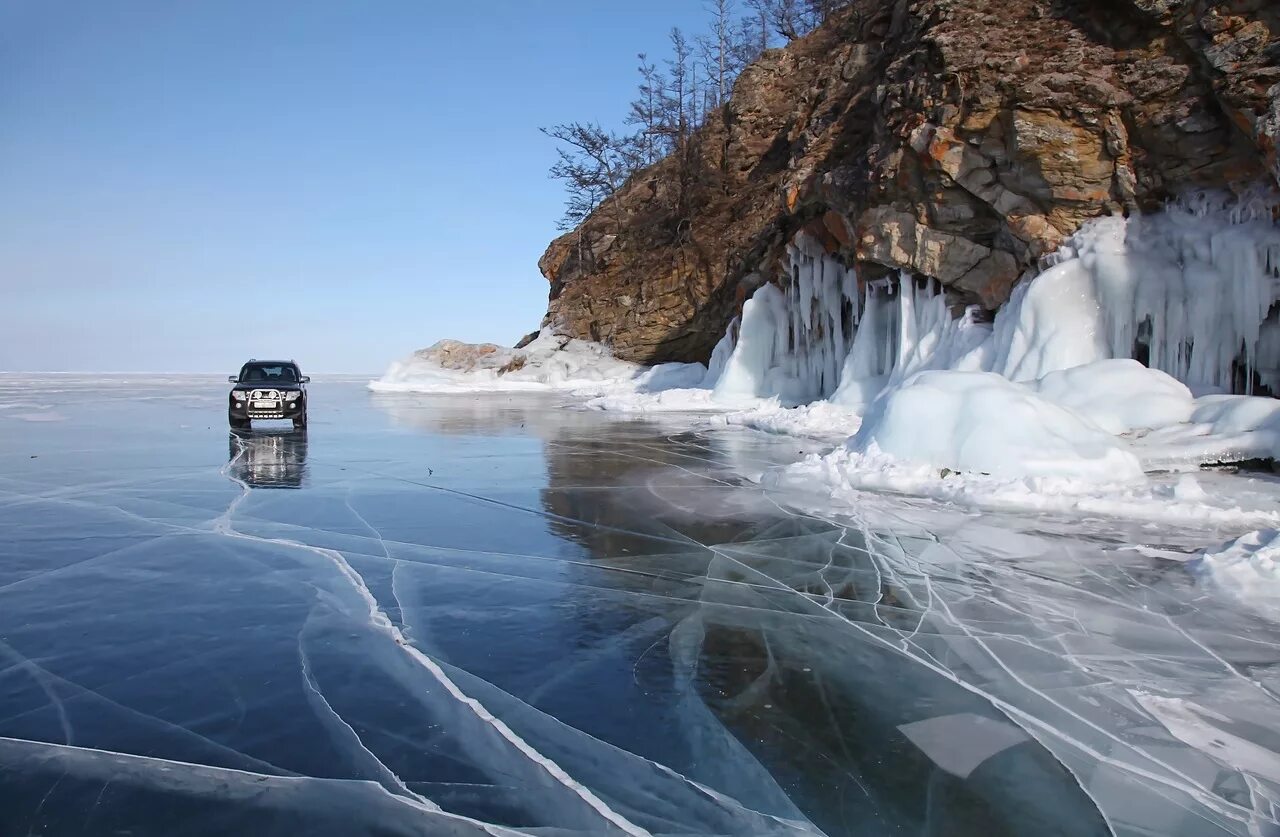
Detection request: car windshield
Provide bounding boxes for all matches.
[239,364,298,383]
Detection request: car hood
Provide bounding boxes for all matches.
[232,384,303,392]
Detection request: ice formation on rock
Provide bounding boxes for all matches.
[710,193,1280,405]
[695,192,1280,477]
[713,242,862,404]
[372,330,704,395]
[709,237,989,407]
[377,194,1279,480]
[990,194,1280,390]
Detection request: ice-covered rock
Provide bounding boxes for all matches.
[371,330,700,394]
[537,1,1278,367]
[988,200,1280,390]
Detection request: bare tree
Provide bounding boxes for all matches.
[655,28,711,229]
[744,0,847,42]
[698,0,734,109]
[541,122,638,232]
[742,0,772,54]
[803,0,848,27]
[627,54,666,167]
[764,0,804,40]
[663,27,694,147]
[545,0,848,238]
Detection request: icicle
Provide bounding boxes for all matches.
[712,239,865,404]
[990,190,1280,391]
[708,188,1280,410]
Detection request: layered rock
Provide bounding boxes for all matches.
[537,0,1279,365]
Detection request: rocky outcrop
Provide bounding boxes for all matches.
[537,0,1279,365]
[403,340,525,375]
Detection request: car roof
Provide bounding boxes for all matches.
[243,360,299,367]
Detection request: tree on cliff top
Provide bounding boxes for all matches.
[540,122,638,232]
[747,0,849,40]
[543,0,839,236]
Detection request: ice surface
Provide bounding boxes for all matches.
[3,377,1280,836]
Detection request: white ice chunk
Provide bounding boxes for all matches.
[1189,529,1280,619]
[849,370,1146,482]
[1026,359,1195,434]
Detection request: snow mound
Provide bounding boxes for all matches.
[371,331,705,395]
[1193,393,1280,436]
[849,371,1145,482]
[586,387,723,414]
[709,400,863,441]
[1189,529,1280,619]
[771,448,1280,528]
[1130,394,1280,468]
[1025,359,1194,434]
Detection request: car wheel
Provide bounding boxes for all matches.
[229,414,250,430]
[293,413,307,431]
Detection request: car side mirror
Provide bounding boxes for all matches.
[300,376,311,383]
[228,376,239,383]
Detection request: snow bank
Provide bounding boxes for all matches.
[709,400,863,441]
[1189,529,1280,619]
[1130,394,1280,468]
[587,387,724,414]
[1025,359,1194,434]
[772,449,1280,528]
[848,371,1145,482]
[371,331,706,395]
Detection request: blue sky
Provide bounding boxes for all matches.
[0,0,708,373]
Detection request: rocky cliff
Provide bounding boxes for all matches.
[537,0,1280,365]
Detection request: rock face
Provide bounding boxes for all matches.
[400,340,529,375]
[537,0,1279,365]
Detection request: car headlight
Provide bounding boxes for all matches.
[232,391,247,400]
[284,391,302,401]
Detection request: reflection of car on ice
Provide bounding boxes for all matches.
[227,430,309,489]
[228,360,309,430]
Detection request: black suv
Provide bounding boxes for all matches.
[228,360,309,430]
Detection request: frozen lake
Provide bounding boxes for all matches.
[1,376,1278,836]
